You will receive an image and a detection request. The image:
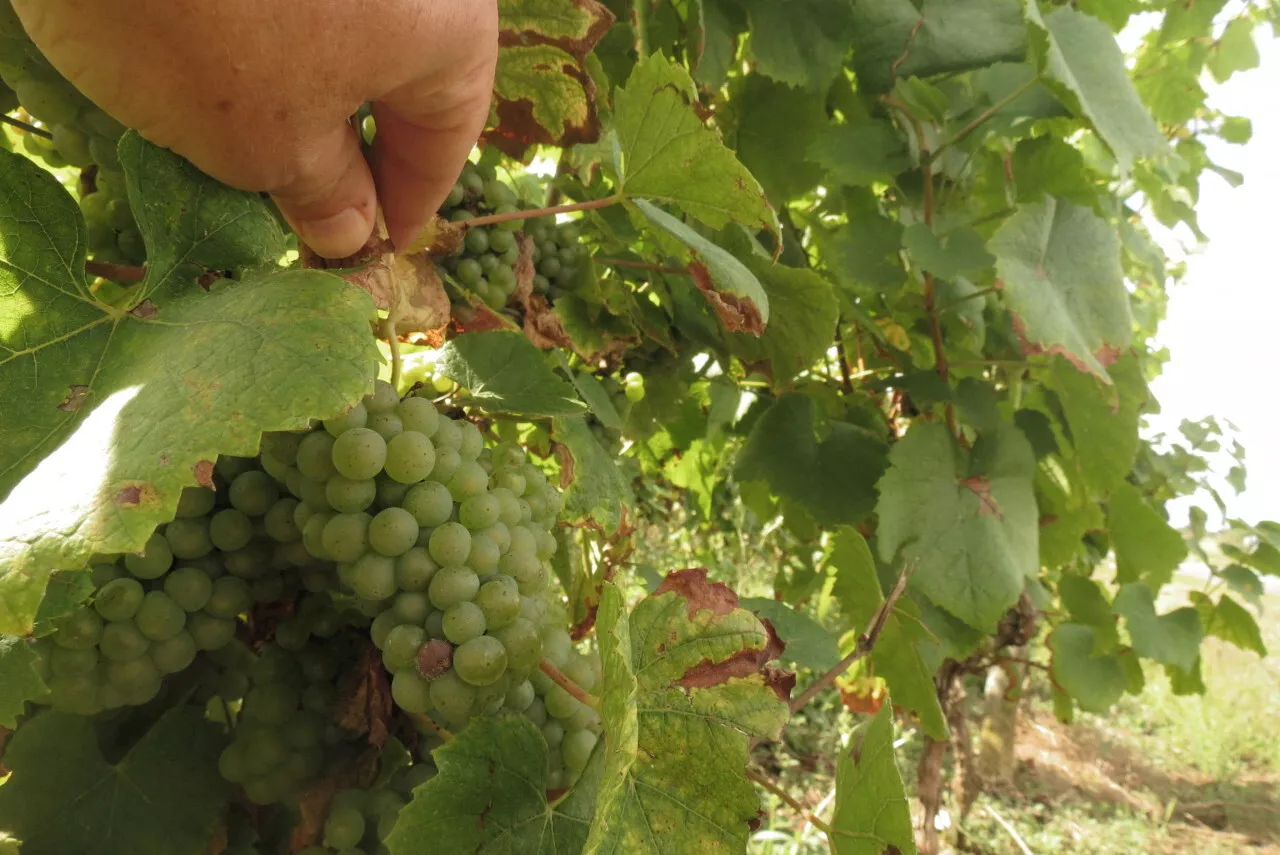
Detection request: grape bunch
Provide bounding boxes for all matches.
[0,1,141,266]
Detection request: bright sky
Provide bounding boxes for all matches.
[1144,26,1280,529]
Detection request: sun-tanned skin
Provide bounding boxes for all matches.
[13,0,499,258]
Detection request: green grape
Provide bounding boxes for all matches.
[566,702,601,732]
[206,576,253,618]
[458,493,500,531]
[229,470,278,517]
[16,78,78,124]
[286,710,327,749]
[99,621,150,661]
[325,402,368,436]
[505,678,536,712]
[175,486,217,518]
[324,806,367,850]
[189,611,237,650]
[364,379,401,414]
[444,464,483,506]
[466,535,501,574]
[429,522,472,567]
[397,397,440,437]
[507,525,536,557]
[332,428,388,480]
[135,591,186,641]
[326,475,377,513]
[454,420,483,459]
[47,672,101,715]
[545,685,584,720]
[525,697,548,726]
[424,609,446,640]
[401,481,454,528]
[376,474,413,507]
[535,528,558,560]
[429,447,462,484]
[464,227,490,254]
[302,511,335,559]
[243,683,300,725]
[475,576,521,630]
[488,228,517,255]
[454,636,508,686]
[223,542,271,579]
[455,257,483,286]
[108,655,163,704]
[428,566,479,610]
[432,418,462,451]
[370,609,399,649]
[369,507,420,557]
[322,512,372,562]
[261,430,304,466]
[150,630,197,674]
[94,577,145,622]
[492,467,527,497]
[210,508,255,552]
[297,431,338,480]
[251,572,285,604]
[368,411,404,440]
[275,617,311,651]
[298,476,333,510]
[50,645,98,677]
[519,595,547,625]
[384,431,436,483]
[562,656,597,692]
[562,730,598,773]
[347,552,397,601]
[445,182,466,207]
[395,547,439,591]
[492,488,523,527]
[164,517,213,559]
[442,601,486,644]
[493,618,542,671]
[382,624,426,672]
[541,720,565,748]
[429,670,476,725]
[391,670,434,713]
[541,627,572,668]
[393,591,431,625]
[521,464,549,492]
[90,561,125,588]
[483,178,517,209]
[265,497,303,542]
[477,522,511,555]
[125,532,173,579]
[218,742,251,783]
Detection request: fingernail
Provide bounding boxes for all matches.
[294,207,372,260]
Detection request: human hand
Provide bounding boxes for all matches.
[13,0,498,258]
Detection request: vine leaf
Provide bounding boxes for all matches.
[487,0,615,158]
[740,598,842,672]
[587,572,791,854]
[989,197,1132,380]
[830,699,918,855]
[875,422,1038,630]
[1053,356,1144,496]
[1048,623,1126,713]
[902,224,994,281]
[437,331,586,416]
[739,0,857,92]
[849,0,1027,93]
[1108,482,1188,589]
[1057,576,1119,653]
[1026,5,1167,174]
[728,258,838,384]
[808,120,912,189]
[386,714,601,855]
[0,707,228,855]
[31,570,94,637]
[0,138,379,635]
[1113,583,1203,672]
[736,394,889,529]
[551,416,633,535]
[732,74,827,205]
[825,528,947,739]
[612,53,780,237]
[0,635,43,727]
[1190,591,1267,657]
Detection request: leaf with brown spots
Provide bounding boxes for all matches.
[336,644,394,748]
[586,578,791,853]
[55,385,90,413]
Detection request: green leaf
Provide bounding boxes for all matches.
[587,573,790,854]
[875,422,1038,630]
[567,369,624,432]
[0,635,43,727]
[1011,136,1096,206]
[31,570,94,637]
[902,224,995,280]
[631,200,769,332]
[825,528,947,739]
[386,715,599,855]
[740,598,841,672]
[693,0,744,89]
[736,394,889,529]
[613,53,779,236]
[732,76,827,204]
[830,700,918,855]
[1158,0,1227,44]
[1053,356,1143,496]
[1057,575,1118,653]
[0,707,228,855]
[489,0,615,156]
[729,260,839,385]
[989,198,1132,379]
[551,416,633,534]
[0,141,378,635]
[850,0,1027,92]
[1113,583,1203,672]
[739,0,856,92]
[438,331,586,416]
[1026,5,1167,173]
[1109,482,1188,588]
[808,120,912,188]
[1047,623,1126,713]
[1219,564,1264,608]
[1208,19,1260,83]
[812,192,906,295]
[1190,591,1266,657]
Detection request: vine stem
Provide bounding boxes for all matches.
[85,260,146,283]
[410,712,454,742]
[463,197,620,228]
[929,76,1039,162]
[539,659,602,712]
[744,768,837,838]
[789,567,913,714]
[1,113,51,139]
[596,257,689,275]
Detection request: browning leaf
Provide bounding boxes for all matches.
[690,261,765,335]
[655,567,740,619]
[337,644,394,748]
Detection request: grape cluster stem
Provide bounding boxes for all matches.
[539,659,601,712]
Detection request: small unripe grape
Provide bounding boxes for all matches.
[331,428,387,480]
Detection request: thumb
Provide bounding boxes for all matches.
[269,122,378,259]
